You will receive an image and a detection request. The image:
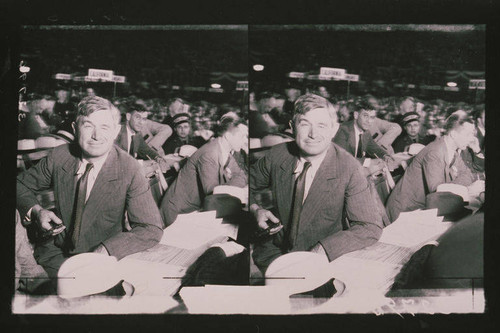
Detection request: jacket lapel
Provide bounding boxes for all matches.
[277,149,299,228]
[347,122,357,155]
[58,147,80,226]
[83,148,119,221]
[300,145,338,221]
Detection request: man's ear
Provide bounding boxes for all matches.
[126,113,131,122]
[71,122,77,136]
[353,111,359,120]
[111,123,121,140]
[289,120,295,136]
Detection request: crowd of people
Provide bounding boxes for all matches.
[15,76,485,297]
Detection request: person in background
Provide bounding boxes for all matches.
[250,93,382,273]
[115,103,163,162]
[162,113,206,155]
[386,112,485,222]
[392,112,435,153]
[160,112,248,227]
[364,95,402,155]
[16,95,163,287]
[249,92,279,139]
[333,99,393,177]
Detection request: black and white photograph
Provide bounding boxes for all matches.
[3,19,494,320]
[13,25,251,314]
[247,24,485,314]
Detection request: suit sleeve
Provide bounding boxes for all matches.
[16,152,55,218]
[102,165,163,259]
[318,164,382,262]
[143,120,172,153]
[373,118,402,150]
[137,137,160,160]
[197,152,222,196]
[422,150,447,194]
[365,134,389,159]
[249,151,273,206]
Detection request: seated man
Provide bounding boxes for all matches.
[16,96,163,286]
[364,95,402,154]
[333,99,394,176]
[386,112,484,222]
[160,112,248,227]
[162,113,206,155]
[115,104,163,161]
[141,117,173,156]
[250,93,382,273]
[392,112,435,153]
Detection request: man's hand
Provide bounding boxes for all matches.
[367,159,385,177]
[31,204,65,235]
[250,204,282,235]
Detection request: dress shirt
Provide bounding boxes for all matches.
[125,124,135,154]
[293,149,328,203]
[443,135,459,166]
[75,153,108,202]
[218,136,233,166]
[354,123,371,167]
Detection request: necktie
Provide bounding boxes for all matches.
[129,134,136,157]
[356,133,363,158]
[288,161,311,249]
[71,163,94,247]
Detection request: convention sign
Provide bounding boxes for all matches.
[54,73,73,80]
[287,72,306,79]
[112,75,126,83]
[184,87,206,92]
[469,79,485,90]
[343,74,359,82]
[236,81,248,91]
[444,86,460,92]
[84,76,101,82]
[88,68,114,81]
[319,67,346,79]
[209,88,224,93]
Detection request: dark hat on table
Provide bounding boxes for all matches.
[401,112,420,126]
[172,113,191,128]
[202,194,242,218]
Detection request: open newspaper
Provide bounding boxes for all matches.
[328,209,453,298]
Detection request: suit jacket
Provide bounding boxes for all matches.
[333,120,387,163]
[250,142,382,272]
[141,119,173,155]
[17,144,163,274]
[386,137,457,222]
[369,117,402,154]
[160,137,248,227]
[115,124,160,160]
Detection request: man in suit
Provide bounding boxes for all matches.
[333,99,393,176]
[250,94,382,273]
[17,96,163,283]
[386,112,485,222]
[115,104,162,161]
[392,112,435,153]
[160,112,248,227]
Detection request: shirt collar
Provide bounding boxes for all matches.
[76,153,108,176]
[353,122,364,136]
[126,124,136,136]
[218,136,233,162]
[294,149,328,175]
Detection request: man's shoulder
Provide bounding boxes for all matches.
[330,142,360,167]
[111,145,142,171]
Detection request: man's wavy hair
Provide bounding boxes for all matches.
[292,93,338,127]
[76,96,121,125]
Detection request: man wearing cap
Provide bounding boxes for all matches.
[386,112,485,222]
[162,113,206,155]
[16,96,163,285]
[115,104,162,161]
[392,112,435,153]
[160,112,248,227]
[333,99,394,176]
[250,94,382,273]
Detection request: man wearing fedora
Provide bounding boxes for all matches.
[17,96,163,285]
[160,112,248,227]
[249,94,382,273]
[162,113,206,155]
[386,111,485,222]
[392,112,435,153]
